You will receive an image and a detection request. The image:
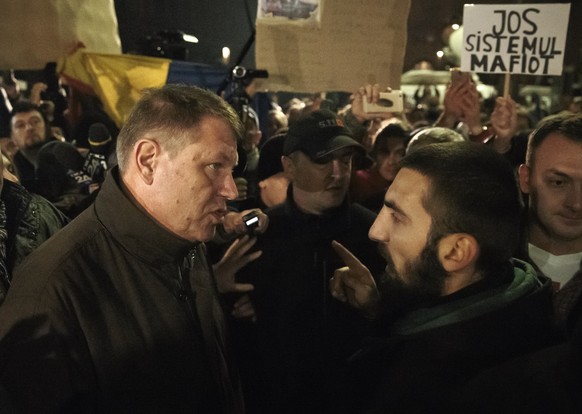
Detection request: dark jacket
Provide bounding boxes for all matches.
[447,309,582,414]
[344,260,555,414]
[11,136,60,195]
[0,168,244,414]
[0,179,68,304]
[234,188,384,414]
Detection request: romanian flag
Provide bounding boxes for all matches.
[58,48,227,127]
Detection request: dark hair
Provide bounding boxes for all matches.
[400,142,522,276]
[372,123,409,158]
[525,112,582,168]
[116,84,243,171]
[10,100,51,137]
[406,126,465,154]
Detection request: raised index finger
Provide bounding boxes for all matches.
[331,240,366,271]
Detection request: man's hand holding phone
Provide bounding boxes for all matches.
[351,84,403,123]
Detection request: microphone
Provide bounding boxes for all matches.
[83,123,112,182]
[36,141,92,198]
[88,123,112,155]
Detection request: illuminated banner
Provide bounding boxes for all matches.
[461,3,570,76]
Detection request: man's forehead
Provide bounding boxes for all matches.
[387,168,429,208]
[12,111,42,121]
[534,133,582,168]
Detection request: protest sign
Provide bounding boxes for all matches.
[256,0,410,93]
[461,3,570,76]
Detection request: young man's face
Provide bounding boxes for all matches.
[369,168,446,308]
[10,110,47,151]
[519,133,582,253]
[284,148,353,215]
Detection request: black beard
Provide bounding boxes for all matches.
[377,237,448,321]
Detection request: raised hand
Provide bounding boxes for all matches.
[213,235,262,294]
[329,240,380,318]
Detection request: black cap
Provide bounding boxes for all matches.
[283,109,365,160]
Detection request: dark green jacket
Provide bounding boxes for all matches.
[0,179,68,304]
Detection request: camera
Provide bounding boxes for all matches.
[243,211,260,235]
[363,90,404,113]
[231,66,269,82]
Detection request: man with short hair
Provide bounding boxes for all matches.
[9,101,55,192]
[0,85,246,413]
[330,142,554,413]
[518,112,582,336]
[234,109,384,414]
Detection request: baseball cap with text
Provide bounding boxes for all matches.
[283,109,365,160]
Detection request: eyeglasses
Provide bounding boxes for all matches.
[13,116,43,130]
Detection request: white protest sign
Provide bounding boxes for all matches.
[461,3,570,76]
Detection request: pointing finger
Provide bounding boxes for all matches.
[331,240,366,271]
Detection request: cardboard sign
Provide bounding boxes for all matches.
[461,3,570,76]
[0,0,121,70]
[256,0,410,93]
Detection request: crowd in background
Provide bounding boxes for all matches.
[0,57,581,413]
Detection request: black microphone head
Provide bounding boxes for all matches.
[38,141,85,174]
[36,141,91,199]
[88,123,112,154]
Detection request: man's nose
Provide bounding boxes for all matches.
[368,208,390,242]
[220,174,239,200]
[566,184,582,211]
[331,159,349,177]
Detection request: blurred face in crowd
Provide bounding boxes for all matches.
[144,116,239,242]
[10,110,47,151]
[283,148,354,215]
[369,168,447,310]
[259,171,289,208]
[519,133,582,254]
[375,136,407,182]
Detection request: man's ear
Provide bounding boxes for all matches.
[437,233,479,274]
[281,155,295,181]
[518,164,530,194]
[133,138,160,185]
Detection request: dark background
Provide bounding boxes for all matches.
[113,0,582,82]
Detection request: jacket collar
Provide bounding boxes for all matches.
[95,167,196,266]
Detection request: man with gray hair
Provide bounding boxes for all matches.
[0,85,246,413]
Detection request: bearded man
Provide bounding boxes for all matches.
[330,142,555,413]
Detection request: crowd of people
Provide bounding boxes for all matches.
[0,61,581,414]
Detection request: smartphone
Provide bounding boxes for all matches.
[363,90,404,113]
[243,211,259,235]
